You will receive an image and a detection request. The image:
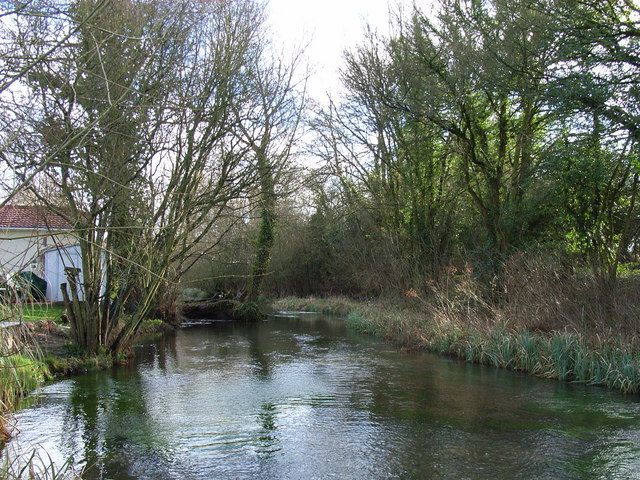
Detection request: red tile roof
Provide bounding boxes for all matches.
[0,205,71,230]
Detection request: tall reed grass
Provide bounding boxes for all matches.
[1,444,81,480]
[0,285,53,441]
[0,325,50,443]
[0,294,79,478]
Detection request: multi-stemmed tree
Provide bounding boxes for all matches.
[0,0,270,354]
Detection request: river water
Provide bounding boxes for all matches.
[10,313,640,479]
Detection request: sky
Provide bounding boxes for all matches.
[266,0,415,102]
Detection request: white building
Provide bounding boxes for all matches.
[43,244,84,302]
[0,205,78,301]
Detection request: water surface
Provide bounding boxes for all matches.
[11,314,640,479]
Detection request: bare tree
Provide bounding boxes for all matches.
[233,46,307,300]
[1,0,266,354]
[0,0,116,204]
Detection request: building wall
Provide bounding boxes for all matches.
[0,229,75,278]
[44,244,84,302]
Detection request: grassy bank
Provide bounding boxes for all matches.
[272,296,640,395]
[0,326,50,444]
[39,317,171,376]
[0,316,173,445]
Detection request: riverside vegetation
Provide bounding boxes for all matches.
[274,292,640,394]
[0,324,79,479]
[184,0,640,395]
[0,304,168,447]
[0,308,169,479]
[0,0,639,475]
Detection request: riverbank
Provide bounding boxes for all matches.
[272,296,640,394]
[38,318,170,376]
[0,317,171,445]
[0,324,50,443]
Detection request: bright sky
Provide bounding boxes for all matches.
[266,0,416,102]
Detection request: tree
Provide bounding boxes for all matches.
[234,48,307,300]
[389,0,562,268]
[547,0,640,285]
[0,0,114,202]
[2,0,265,354]
[338,29,460,277]
[312,0,562,288]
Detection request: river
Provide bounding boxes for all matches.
[9,313,640,479]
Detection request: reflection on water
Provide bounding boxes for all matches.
[10,315,640,479]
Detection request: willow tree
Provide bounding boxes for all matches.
[0,0,115,202]
[2,0,264,353]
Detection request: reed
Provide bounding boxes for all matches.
[0,326,50,444]
[0,444,81,480]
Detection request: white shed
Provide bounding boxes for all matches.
[0,205,74,278]
[43,244,84,302]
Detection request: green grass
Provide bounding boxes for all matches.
[21,304,65,323]
[346,311,385,337]
[0,354,50,407]
[44,352,113,376]
[0,326,52,443]
[273,296,640,395]
[0,328,51,410]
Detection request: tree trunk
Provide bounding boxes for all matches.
[247,151,276,300]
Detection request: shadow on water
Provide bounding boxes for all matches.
[10,313,640,479]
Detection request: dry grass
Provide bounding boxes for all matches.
[501,254,640,338]
[273,261,640,394]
